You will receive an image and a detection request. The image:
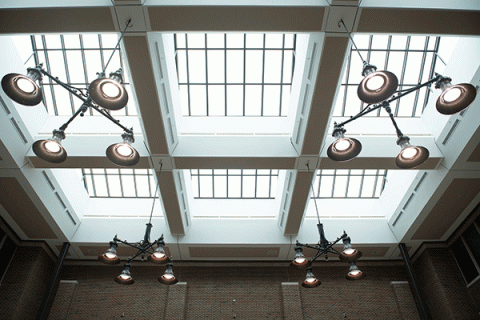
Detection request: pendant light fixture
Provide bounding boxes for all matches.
[329,20,478,168]
[1,19,139,166]
[98,163,178,285]
[291,162,364,288]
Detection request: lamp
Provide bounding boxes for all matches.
[291,163,364,288]
[1,19,139,166]
[106,132,140,167]
[99,163,176,285]
[346,262,365,281]
[331,20,477,168]
[1,67,43,106]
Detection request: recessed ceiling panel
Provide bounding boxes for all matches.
[189,246,280,258]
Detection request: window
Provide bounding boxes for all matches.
[26,34,136,116]
[191,169,279,199]
[175,33,296,116]
[334,35,440,118]
[82,168,156,198]
[0,228,17,285]
[452,220,480,285]
[312,169,387,199]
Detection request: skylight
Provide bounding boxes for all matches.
[334,35,440,118]
[190,169,279,199]
[311,170,387,199]
[82,169,156,198]
[174,33,296,117]
[15,34,136,117]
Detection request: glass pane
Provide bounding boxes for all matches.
[464,225,480,265]
[452,238,479,283]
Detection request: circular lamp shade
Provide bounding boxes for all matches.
[88,78,128,110]
[358,71,398,104]
[148,252,169,264]
[395,146,429,169]
[290,258,312,269]
[339,250,363,262]
[327,138,362,162]
[158,274,179,285]
[106,143,140,167]
[32,140,67,163]
[346,269,366,281]
[114,274,134,285]
[98,252,120,265]
[301,277,321,288]
[436,83,477,115]
[2,73,43,106]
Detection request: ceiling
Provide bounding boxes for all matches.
[0,0,480,263]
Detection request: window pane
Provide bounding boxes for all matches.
[452,238,479,283]
[464,225,480,265]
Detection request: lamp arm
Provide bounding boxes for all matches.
[57,102,89,132]
[296,242,321,251]
[89,104,133,134]
[39,68,89,102]
[383,103,404,137]
[388,76,441,104]
[335,103,383,128]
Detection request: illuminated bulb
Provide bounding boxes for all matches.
[153,251,166,259]
[349,270,361,276]
[443,87,462,102]
[17,78,35,93]
[105,252,117,259]
[305,277,316,283]
[44,141,61,153]
[120,274,131,280]
[334,139,351,151]
[117,144,133,156]
[102,82,120,98]
[401,147,418,159]
[163,274,174,280]
[294,257,306,264]
[344,248,356,255]
[366,75,385,91]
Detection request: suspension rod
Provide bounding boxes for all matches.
[58,102,89,132]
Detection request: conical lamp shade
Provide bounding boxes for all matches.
[358,70,398,104]
[327,137,362,162]
[2,73,43,106]
[32,140,67,163]
[88,77,128,110]
[395,146,429,169]
[106,142,140,167]
[436,83,477,115]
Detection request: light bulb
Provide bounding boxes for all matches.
[17,78,35,93]
[102,82,120,98]
[305,277,316,283]
[366,75,385,91]
[401,147,418,159]
[117,144,133,156]
[334,139,351,151]
[349,270,361,276]
[105,252,117,259]
[443,87,462,102]
[45,141,61,153]
[153,252,166,259]
[163,274,174,280]
[294,257,306,264]
[344,248,356,255]
[120,274,131,280]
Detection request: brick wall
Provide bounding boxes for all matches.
[46,264,412,320]
[0,246,54,319]
[413,247,479,319]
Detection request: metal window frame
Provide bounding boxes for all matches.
[82,168,156,198]
[29,34,132,116]
[339,35,440,118]
[175,33,296,117]
[312,169,387,199]
[190,169,279,199]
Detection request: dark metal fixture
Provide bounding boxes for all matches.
[291,163,364,288]
[1,19,139,166]
[98,163,177,285]
[332,20,477,168]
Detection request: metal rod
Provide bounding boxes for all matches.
[382,103,404,137]
[89,105,133,133]
[399,243,432,320]
[39,69,88,103]
[103,19,131,73]
[36,242,70,320]
[58,103,89,132]
[306,162,321,224]
[338,19,367,66]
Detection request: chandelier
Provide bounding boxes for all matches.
[98,164,178,285]
[291,162,364,287]
[328,20,477,169]
[1,19,140,167]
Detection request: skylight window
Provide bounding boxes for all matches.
[312,170,387,199]
[190,169,279,199]
[82,169,156,198]
[175,33,296,117]
[334,35,440,118]
[20,34,136,117]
